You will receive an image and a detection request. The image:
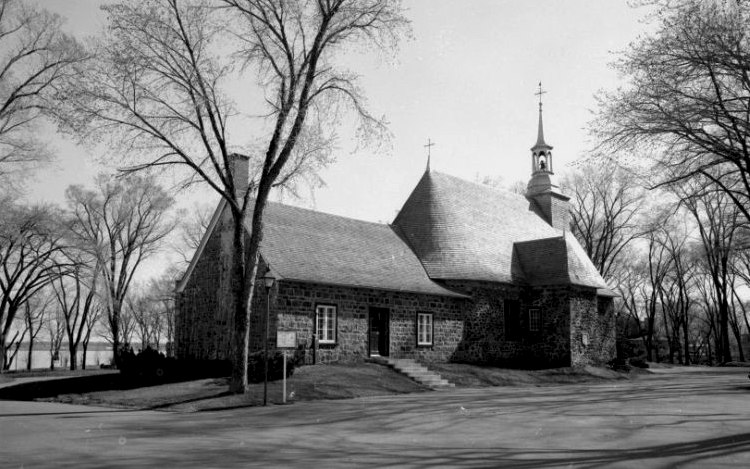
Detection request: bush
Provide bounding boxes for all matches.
[607,357,632,373]
[247,350,295,383]
[119,346,171,381]
[628,357,649,368]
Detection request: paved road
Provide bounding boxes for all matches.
[1,367,749,468]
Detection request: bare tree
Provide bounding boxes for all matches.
[654,218,697,364]
[0,202,66,372]
[46,305,65,370]
[173,202,214,267]
[593,1,750,223]
[678,181,741,363]
[23,289,52,370]
[566,162,645,280]
[80,301,103,369]
[50,248,101,370]
[58,0,408,392]
[65,174,174,367]
[0,0,82,185]
[640,223,674,362]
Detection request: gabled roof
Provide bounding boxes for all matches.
[177,198,466,298]
[393,170,610,290]
[513,233,609,290]
[393,171,560,283]
[249,201,466,298]
[177,170,612,297]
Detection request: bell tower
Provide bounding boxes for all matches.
[525,83,570,231]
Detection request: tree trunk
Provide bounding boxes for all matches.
[68,342,78,371]
[0,332,7,373]
[729,317,744,362]
[111,302,121,368]
[82,343,88,370]
[661,307,675,363]
[682,316,690,366]
[26,339,34,371]
[719,298,732,363]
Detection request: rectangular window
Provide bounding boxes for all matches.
[504,299,521,340]
[316,305,336,344]
[528,308,541,332]
[417,312,433,346]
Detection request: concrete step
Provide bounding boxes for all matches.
[374,357,455,389]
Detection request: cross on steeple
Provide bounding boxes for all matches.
[535,81,546,111]
[424,138,435,171]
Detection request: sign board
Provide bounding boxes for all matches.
[277,330,297,349]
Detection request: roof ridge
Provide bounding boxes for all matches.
[262,199,389,228]
[429,170,527,200]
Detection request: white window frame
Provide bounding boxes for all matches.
[417,312,433,346]
[316,304,337,344]
[529,308,541,333]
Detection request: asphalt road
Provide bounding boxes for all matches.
[1,367,749,468]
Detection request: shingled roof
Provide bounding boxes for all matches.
[251,201,466,298]
[393,171,611,291]
[178,170,612,296]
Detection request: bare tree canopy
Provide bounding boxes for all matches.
[65,173,174,367]
[58,0,409,392]
[50,246,101,371]
[0,0,82,185]
[0,201,67,371]
[593,0,750,221]
[566,162,645,280]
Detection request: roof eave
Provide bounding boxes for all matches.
[275,277,470,299]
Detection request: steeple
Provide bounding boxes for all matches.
[530,82,553,174]
[525,82,570,231]
[534,96,551,150]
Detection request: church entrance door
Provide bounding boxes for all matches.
[368,307,390,357]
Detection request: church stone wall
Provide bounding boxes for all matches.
[570,288,617,366]
[443,280,572,367]
[175,206,614,369]
[271,281,465,364]
[175,213,232,361]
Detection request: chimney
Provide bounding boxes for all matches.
[230,153,250,201]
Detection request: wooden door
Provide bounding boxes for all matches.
[368,307,390,357]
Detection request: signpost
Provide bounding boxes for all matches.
[276,330,296,404]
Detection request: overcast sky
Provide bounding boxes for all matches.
[27,0,653,280]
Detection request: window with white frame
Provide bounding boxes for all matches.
[417,312,433,346]
[316,305,336,344]
[529,308,541,332]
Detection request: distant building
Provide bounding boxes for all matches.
[175,101,616,368]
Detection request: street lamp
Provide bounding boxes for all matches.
[262,267,276,406]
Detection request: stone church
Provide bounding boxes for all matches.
[175,103,616,369]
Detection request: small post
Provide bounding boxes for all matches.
[282,350,287,404]
[276,330,296,405]
[261,268,276,407]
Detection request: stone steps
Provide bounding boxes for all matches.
[367,356,454,389]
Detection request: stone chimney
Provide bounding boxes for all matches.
[525,83,570,231]
[230,153,250,201]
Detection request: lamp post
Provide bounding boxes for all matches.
[262,268,276,406]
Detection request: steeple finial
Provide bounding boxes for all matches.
[534,82,548,148]
[424,138,435,172]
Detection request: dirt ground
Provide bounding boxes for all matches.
[2,366,749,468]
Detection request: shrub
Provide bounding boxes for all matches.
[608,357,631,373]
[247,350,295,383]
[119,346,171,381]
[628,357,649,368]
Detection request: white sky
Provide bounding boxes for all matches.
[27,0,653,281]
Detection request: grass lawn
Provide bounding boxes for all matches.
[0,363,428,412]
[428,362,635,387]
[0,362,638,412]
